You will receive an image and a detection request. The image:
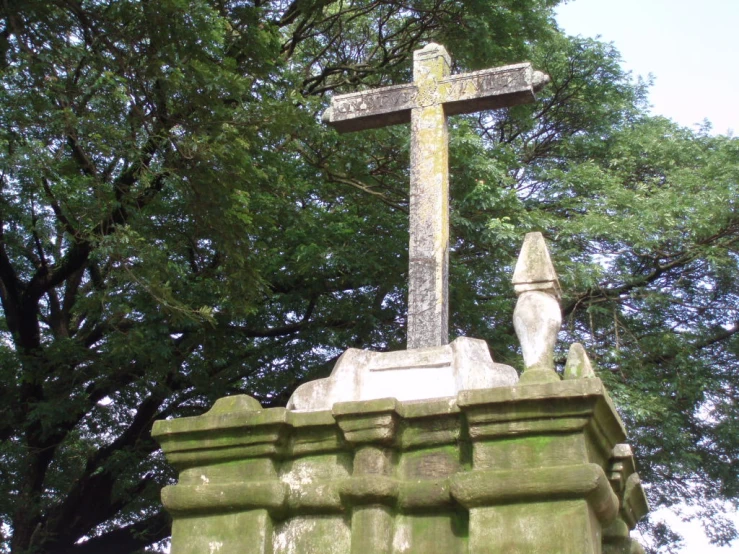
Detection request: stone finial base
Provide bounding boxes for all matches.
[286,337,518,411]
[512,232,563,384]
[153,378,648,554]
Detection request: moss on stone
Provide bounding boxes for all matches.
[155,380,646,553]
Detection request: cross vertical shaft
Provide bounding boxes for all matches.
[408,45,451,349]
[322,43,549,351]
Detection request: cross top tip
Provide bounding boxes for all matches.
[414,42,451,65]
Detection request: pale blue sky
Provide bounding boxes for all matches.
[556,0,738,136]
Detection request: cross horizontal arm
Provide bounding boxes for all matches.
[321,83,416,133]
[321,43,550,350]
[439,63,550,116]
[322,63,549,134]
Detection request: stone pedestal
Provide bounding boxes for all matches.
[153,378,648,553]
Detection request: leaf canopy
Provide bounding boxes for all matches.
[0,1,737,552]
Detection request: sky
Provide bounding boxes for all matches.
[555,1,739,550]
[556,0,739,136]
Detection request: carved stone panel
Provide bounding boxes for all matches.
[441,63,540,116]
[322,84,417,133]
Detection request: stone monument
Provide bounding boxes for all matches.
[152,44,649,554]
[323,42,550,349]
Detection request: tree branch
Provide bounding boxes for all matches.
[56,511,170,554]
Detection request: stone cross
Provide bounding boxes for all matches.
[323,43,549,349]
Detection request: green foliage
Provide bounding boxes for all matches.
[0,1,737,553]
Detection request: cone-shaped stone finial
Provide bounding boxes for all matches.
[564,343,596,380]
[512,232,561,299]
[512,232,562,384]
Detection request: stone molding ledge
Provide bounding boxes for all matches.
[451,464,618,520]
[154,379,625,464]
[154,378,650,554]
[162,463,619,523]
[286,337,518,411]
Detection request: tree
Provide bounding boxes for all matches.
[0,1,736,553]
[551,119,739,552]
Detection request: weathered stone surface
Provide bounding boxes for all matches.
[333,398,400,445]
[179,458,276,486]
[393,514,466,554]
[400,447,460,480]
[154,380,648,553]
[274,515,351,554]
[565,342,597,379]
[341,475,399,506]
[512,232,563,384]
[395,399,460,449]
[324,44,549,349]
[321,84,417,132]
[458,378,628,471]
[603,518,647,554]
[397,478,453,509]
[451,464,619,522]
[206,394,262,414]
[351,505,393,554]
[407,43,451,349]
[441,64,550,115]
[281,453,350,513]
[606,442,649,532]
[609,443,636,494]
[162,480,286,516]
[323,62,549,133]
[622,473,649,529]
[172,511,273,554]
[286,337,517,411]
[512,231,561,296]
[469,500,598,554]
[513,290,561,381]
